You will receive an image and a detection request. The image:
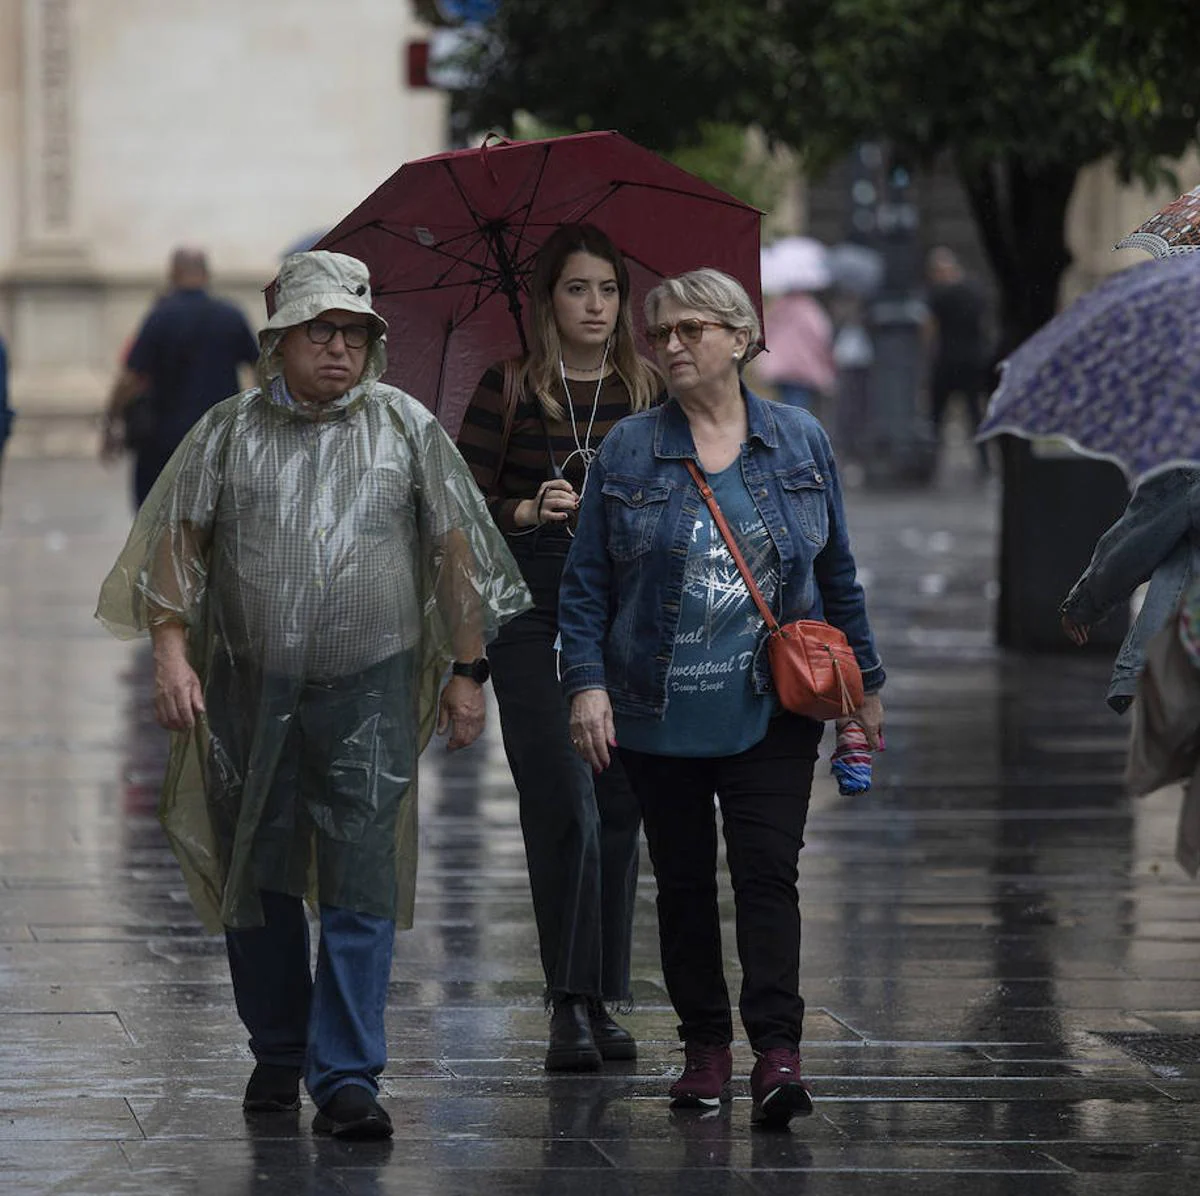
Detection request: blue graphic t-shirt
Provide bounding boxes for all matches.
[617,459,780,757]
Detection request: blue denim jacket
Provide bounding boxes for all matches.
[1061,468,1200,713]
[558,387,885,718]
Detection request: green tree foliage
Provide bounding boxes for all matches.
[460,0,1200,346]
[509,111,792,215]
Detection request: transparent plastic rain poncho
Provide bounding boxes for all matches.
[97,333,530,932]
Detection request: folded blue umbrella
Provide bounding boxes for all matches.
[831,719,873,795]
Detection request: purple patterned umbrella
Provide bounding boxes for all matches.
[977,254,1200,483]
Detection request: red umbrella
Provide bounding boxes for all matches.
[293,131,763,435]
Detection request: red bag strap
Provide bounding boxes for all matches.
[685,458,780,634]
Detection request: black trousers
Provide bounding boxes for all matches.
[487,543,641,1003]
[931,362,989,471]
[133,442,175,508]
[620,712,822,1050]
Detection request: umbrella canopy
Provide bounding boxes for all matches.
[1115,183,1200,259]
[293,131,763,435]
[977,254,1200,484]
[760,236,831,295]
[825,242,884,298]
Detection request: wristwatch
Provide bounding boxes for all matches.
[451,657,491,685]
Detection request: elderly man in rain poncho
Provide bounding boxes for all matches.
[97,251,530,1140]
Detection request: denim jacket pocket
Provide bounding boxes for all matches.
[778,462,829,547]
[602,477,672,561]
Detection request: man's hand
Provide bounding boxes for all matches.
[99,367,147,464]
[852,692,885,752]
[154,650,205,731]
[100,415,125,463]
[437,675,485,751]
[569,688,616,772]
[1061,613,1090,646]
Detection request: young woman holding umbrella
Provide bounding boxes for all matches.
[456,223,661,1070]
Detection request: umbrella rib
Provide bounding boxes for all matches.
[330,219,490,268]
[436,152,552,355]
[507,144,553,248]
[430,314,458,422]
[605,178,760,211]
[438,163,530,317]
[327,219,514,294]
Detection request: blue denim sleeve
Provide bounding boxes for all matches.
[811,433,885,693]
[559,448,613,699]
[1061,470,1199,625]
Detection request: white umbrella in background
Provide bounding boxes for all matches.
[825,242,885,297]
[760,236,832,295]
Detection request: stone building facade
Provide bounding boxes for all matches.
[0,0,447,455]
[0,2,1192,458]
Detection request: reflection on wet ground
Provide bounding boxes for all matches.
[0,459,1197,1194]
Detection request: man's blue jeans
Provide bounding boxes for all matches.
[225,889,394,1107]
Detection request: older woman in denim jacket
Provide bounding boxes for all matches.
[558,268,884,1129]
[1060,468,1200,712]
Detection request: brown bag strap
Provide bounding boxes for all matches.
[489,358,523,497]
[685,458,780,634]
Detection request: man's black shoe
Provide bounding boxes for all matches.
[243,1062,302,1113]
[587,998,637,1062]
[545,996,602,1072]
[312,1084,393,1140]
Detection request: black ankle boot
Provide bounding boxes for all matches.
[545,996,602,1072]
[243,1062,302,1112]
[587,998,637,1062]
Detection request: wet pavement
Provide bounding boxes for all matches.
[1,450,1198,1195]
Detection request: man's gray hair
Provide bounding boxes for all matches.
[645,268,761,344]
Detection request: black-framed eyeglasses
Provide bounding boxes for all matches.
[303,319,375,350]
[644,319,732,348]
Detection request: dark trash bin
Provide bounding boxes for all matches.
[996,436,1130,652]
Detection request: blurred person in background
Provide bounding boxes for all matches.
[456,224,660,1072]
[0,325,12,508]
[752,236,836,419]
[560,267,884,1128]
[100,247,258,506]
[924,246,992,474]
[97,251,529,1140]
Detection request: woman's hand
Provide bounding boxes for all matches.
[515,478,578,528]
[569,688,616,772]
[1061,613,1090,646]
[852,692,885,751]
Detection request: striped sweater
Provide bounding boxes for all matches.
[456,364,638,534]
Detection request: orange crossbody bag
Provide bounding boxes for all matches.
[685,459,864,721]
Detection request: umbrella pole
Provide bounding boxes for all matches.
[482,224,529,356]
[509,291,528,357]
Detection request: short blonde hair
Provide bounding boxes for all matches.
[644,268,761,345]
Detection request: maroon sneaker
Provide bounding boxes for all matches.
[750,1047,813,1128]
[668,1042,733,1108]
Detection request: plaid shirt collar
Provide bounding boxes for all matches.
[267,374,367,423]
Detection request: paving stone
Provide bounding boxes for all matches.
[1,457,1198,1192]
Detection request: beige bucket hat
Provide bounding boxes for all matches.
[260,250,388,340]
